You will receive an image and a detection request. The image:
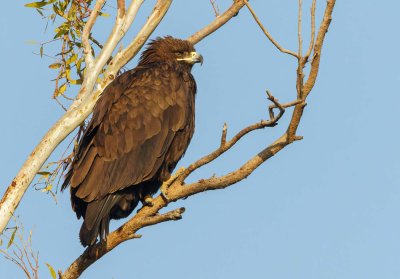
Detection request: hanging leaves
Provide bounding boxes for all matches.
[46,263,57,279]
[6,227,18,249]
[25,0,108,103]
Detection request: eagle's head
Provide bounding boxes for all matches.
[139,36,203,68]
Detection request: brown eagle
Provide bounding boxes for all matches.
[62,36,203,247]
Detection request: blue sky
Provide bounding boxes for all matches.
[1,1,400,278]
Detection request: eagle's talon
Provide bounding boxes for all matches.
[143,195,154,206]
[160,187,170,202]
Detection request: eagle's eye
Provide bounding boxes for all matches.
[175,51,184,57]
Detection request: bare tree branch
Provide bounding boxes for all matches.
[210,0,220,17]
[303,0,335,97]
[244,0,299,58]
[82,0,106,69]
[305,0,316,61]
[298,0,303,57]
[187,0,246,44]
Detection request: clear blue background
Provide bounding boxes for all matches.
[1,1,400,278]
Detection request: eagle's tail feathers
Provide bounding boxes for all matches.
[79,195,118,247]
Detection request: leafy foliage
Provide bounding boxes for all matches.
[24,0,109,102]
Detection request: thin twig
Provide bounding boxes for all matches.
[82,0,106,68]
[296,0,305,99]
[244,0,298,58]
[305,0,316,61]
[188,0,246,44]
[269,99,304,120]
[210,0,220,17]
[220,123,227,147]
[298,0,303,57]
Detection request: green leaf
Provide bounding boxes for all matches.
[40,45,43,58]
[67,53,78,64]
[24,1,47,8]
[41,184,53,193]
[70,79,82,85]
[54,24,69,39]
[7,227,17,249]
[48,63,61,69]
[53,4,63,17]
[45,263,57,279]
[58,83,67,94]
[36,8,44,16]
[99,12,110,17]
[37,171,51,176]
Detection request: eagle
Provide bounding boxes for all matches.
[62,36,203,247]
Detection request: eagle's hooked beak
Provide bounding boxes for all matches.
[177,51,204,65]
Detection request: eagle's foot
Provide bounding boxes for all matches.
[160,167,186,202]
[160,185,170,202]
[143,195,154,206]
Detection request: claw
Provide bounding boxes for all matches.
[143,195,154,206]
[160,185,170,202]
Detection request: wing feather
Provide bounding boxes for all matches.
[69,63,195,203]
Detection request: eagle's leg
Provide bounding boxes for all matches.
[160,167,186,202]
[143,195,154,206]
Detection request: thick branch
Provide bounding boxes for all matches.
[303,0,335,96]
[287,0,335,138]
[75,0,145,102]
